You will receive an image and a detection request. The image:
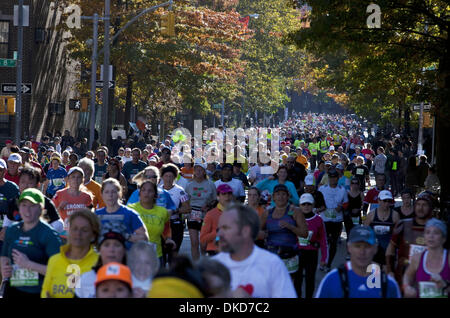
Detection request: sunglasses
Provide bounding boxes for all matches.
[351,182,359,185]
[301,203,313,206]
[380,199,391,202]
[145,175,157,179]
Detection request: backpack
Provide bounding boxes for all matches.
[337,264,388,298]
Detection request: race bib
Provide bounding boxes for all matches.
[356,168,364,176]
[419,281,446,298]
[351,216,360,225]
[52,178,64,187]
[298,231,313,247]
[409,244,427,262]
[11,265,39,287]
[324,209,337,219]
[189,210,203,222]
[282,255,299,274]
[373,225,390,235]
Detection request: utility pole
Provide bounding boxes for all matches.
[221,99,224,126]
[15,0,24,145]
[417,102,424,155]
[101,0,111,146]
[89,14,99,150]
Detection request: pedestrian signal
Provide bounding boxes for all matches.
[161,12,175,36]
[0,96,16,115]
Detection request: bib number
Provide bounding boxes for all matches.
[11,265,39,287]
[282,255,299,273]
[351,217,360,225]
[419,282,446,298]
[324,209,337,219]
[298,231,313,247]
[409,244,426,262]
[373,225,390,235]
[189,210,203,222]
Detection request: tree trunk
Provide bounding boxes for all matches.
[124,74,133,129]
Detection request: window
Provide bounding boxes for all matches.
[0,21,9,58]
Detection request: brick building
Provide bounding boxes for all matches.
[0,0,83,144]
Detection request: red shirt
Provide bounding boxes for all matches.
[5,171,20,186]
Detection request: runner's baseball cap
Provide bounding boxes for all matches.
[305,175,315,186]
[273,184,289,194]
[95,262,133,289]
[299,193,315,205]
[0,159,6,169]
[8,153,22,163]
[378,190,393,201]
[67,166,85,177]
[19,188,45,207]
[327,168,339,177]
[348,225,377,245]
[217,184,233,195]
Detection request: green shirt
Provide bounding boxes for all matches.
[128,202,170,258]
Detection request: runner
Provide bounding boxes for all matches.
[393,189,415,219]
[344,178,364,238]
[295,193,328,298]
[352,156,370,192]
[302,175,326,215]
[213,204,297,298]
[159,163,190,263]
[78,158,106,209]
[385,193,434,285]
[403,218,449,298]
[95,262,133,298]
[43,155,67,199]
[260,184,308,278]
[200,184,234,256]
[5,153,23,186]
[214,163,246,203]
[319,168,349,272]
[363,173,392,215]
[75,221,127,298]
[122,148,147,200]
[0,189,61,298]
[5,165,63,233]
[246,187,267,248]
[255,166,299,207]
[95,178,148,249]
[52,167,93,233]
[315,225,401,298]
[0,159,20,249]
[103,157,128,199]
[185,161,217,261]
[128,180,174,265]
[41,209,100,298]
[364,190,400,266]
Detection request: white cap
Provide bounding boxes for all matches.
[305,175,315,186]
[329,146,335,151]
[0,159,6,169]
[8,153,22,163]
[193,157,207,170]
[299,193,315,205]
[379,190,393,201]
[67,166,85,177]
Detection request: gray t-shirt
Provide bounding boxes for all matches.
[185,179,217,220]
[374,154,387,174]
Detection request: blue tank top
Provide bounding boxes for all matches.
[370,208,395,250]
[266,206,298,250]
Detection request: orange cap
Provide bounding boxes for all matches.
[95,262,133,288]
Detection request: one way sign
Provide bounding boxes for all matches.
[69,99,81,111]
[1,83,32,95]
[96,80,115,89]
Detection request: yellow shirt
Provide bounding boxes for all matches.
[128,202,170,258]
[41,244,99,298]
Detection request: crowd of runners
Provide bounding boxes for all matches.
[0,111,448,298]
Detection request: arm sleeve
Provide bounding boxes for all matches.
[319,219,329,263]
[40,256,54,298]
[199,213,215,245]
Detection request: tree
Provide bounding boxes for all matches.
[287,0,449,194]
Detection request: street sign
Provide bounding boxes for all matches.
[0,59,17,67]
[69,99,81,111]
[412,103,431,112]
[1,83,32,94]
[96,80,115,89]
[14,5,29,27]
[213,103,221,109]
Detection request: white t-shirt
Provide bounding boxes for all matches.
[212,245,297,298]
[318,184,348,222]
[159,184,189,220]
[249,165,274,184]
[75,270,96,298]
[121,156,133,164]
[214,179,245,199]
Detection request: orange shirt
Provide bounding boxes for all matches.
[181,167,194,180]
[52,188,93,229]
[84,180,106,209]
[200,207,223,252]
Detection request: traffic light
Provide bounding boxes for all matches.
[161,12,175,36]
[0,96,16,115]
